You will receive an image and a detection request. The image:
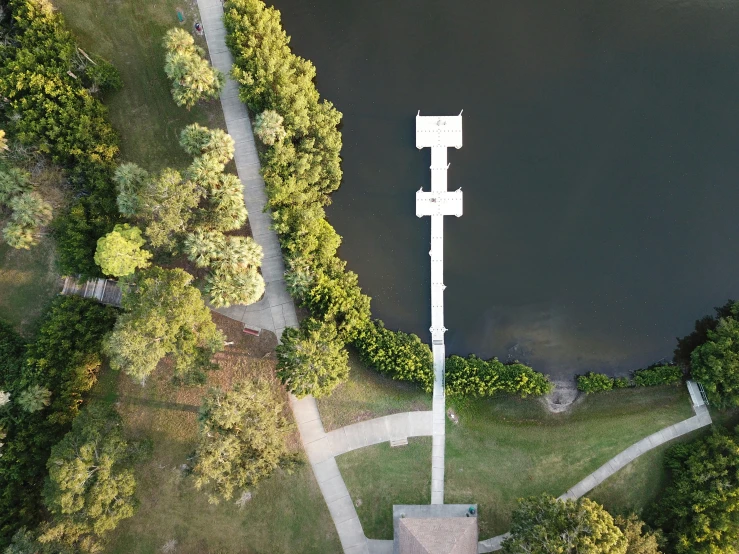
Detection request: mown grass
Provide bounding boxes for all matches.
[0,238,60,334]
[334,375,695,541]
[317,350,431,431]
[95,315,340,554]
[336,437,431,539]
[445,387,694,538]
[53,0,226,171]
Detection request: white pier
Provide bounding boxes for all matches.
[416,112,463,505]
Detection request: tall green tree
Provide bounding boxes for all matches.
[276,318,348,398]
[193,380,291,504]
[205,266,265,308]
[690,313,739,408]
[40,406,137,551]
[652,430,739,554]
[163,28,224,109]
[502,494,627,554]
[103,267,224,384]
[93,224,152,277]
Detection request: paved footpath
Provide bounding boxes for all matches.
[291,394,433,553]
[477,401,713,553]
[198,0,297,336]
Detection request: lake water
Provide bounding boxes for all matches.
[271,0,739,378]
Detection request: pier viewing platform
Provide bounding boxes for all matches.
[416,112,463,505]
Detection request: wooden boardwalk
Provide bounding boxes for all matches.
[60,276,124,307]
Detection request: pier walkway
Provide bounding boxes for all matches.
[416,113,464,504]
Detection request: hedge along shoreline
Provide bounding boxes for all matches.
[577,363,683,393]
[223,0,552,398]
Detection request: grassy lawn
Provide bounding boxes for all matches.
[53,0,226,171]
[587,428,706,518]
[95,313,340,554]
[333,372,695,541]
[337,437,431,539]
[0,238,60,334]
[317,350,431,431]
[445,387,694,538]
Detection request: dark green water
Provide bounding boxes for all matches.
[273,0,739,378]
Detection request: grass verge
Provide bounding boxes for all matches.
[53,0,226,171]
[0,238,60,334]
[317,350,431,431]
[96,313,340,553]
[336,437,431,539]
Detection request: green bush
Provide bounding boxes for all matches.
[576,372,614,393]
[633,363,682,387]
[352,320,433,391]
[446,355,552,398]
[613,376,631,388]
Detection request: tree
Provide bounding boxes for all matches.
[40,406,137,551]
[652,430,739,554]
[674,300,737,369]
[137,168,200,249]
[213,236,262,272]
[17,385,51,413]
[615,514,662,554]
[276,318,348,398]
[0,168,30,205]
[0,391,9,408]
[690,314,739,407]
[163,28,224,109]
[193,379,291,503]
[0,130,8,153]
[205,174,247,231]
[179,124,234,164]
[502,494,627,554]
[113,162,150,217]
[182,228,226,268]
[254,109,286,145]
[103,267,224,384]
[94,224,152,277]
[205,266,265,308]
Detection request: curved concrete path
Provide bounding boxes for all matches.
[477,397,712,553]
[291,394,433,553]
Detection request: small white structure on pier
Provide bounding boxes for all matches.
[416,111,463,505]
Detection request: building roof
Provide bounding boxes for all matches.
[398,517,478,554]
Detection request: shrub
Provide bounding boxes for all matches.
[577,372,614,393]
[352,320,433,391]
[613,376,631,388]
[633,363,681,387]
[445,355,552,398]
[86,58,123,92]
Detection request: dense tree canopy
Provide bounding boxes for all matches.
[503,495,627,554]
[0,298,116,545]
[40,406,137,551]
[103,267,224,384]
[193,380,291,503]
[93,224,151,277]
[276,318,348,398]
[652,430,739,554]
